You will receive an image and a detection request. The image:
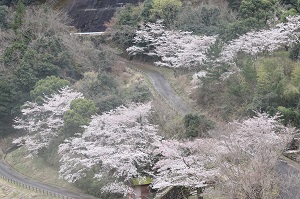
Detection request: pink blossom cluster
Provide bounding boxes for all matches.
[13,87,83,154]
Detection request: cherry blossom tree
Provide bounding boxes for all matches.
[127,21,216,68]
[217,112,295,199]
[13,87,83,154]
[151,112,295,199]
[219,16,300,63]
[58,102,161,195]
[152,138,225,192]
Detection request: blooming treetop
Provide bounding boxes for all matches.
[58,102,161,194]
[217,112,295,198]
[151,112,294,195]
[224,112,294,160]
[13,87,83,154]
[152,138,226,190]
[127,21,216,68]
[127,16,300,71]
[219,16,300,63]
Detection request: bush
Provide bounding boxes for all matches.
[74,72,125,113]
[30,76,70,103]
[62,98,97,136]
[221,18,259,41]
[95,95,124,113]
[116,4,143,26]
[278,106,300,127]
[184,113,214,138]
[130,83,152,103]
[0,5,8,29]
[150,0,182,26]
[290,42,300,61]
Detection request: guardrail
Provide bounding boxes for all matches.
[0,173,74,199]
[70,32,106,36]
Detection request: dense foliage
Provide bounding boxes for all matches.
[0,3,119,135]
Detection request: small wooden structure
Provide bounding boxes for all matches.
[127,177,152,199]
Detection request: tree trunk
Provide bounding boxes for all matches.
[197,187,204,199]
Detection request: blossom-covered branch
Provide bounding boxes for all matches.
[127,21,216,68]
[219,16,300,63]
[13,87,83,154]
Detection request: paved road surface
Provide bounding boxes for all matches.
[128,60,191,114]
[277,160,300,199]
[0,159,96,199]
[146,70,190,114]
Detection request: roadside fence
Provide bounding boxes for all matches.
[0,173,74,199]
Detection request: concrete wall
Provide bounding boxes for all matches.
[62,0,143,32]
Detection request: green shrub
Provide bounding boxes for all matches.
[290,42,300,61]
[96,95,124,113]
[117,4,143,26]
[150,0,182,26]
[30,76,70,103]
[184,113,214,138]
[70,98,97,118]
[62,98,97,136]
[0,5,8,29]
[278,106,300,127]
[130,84,152,103]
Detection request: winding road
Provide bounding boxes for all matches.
[0,158,96,199]
[147,71,191,114]
[128,60,191,114]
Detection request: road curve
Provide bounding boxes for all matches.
[128,60,191,114]
[0,158,96,199]
[146,71,191,114]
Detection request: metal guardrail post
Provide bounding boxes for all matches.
[0,173,71,198]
